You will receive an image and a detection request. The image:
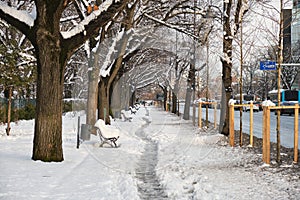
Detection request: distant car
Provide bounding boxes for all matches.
[234,100,246,110]
[276,101,299,116]
[243,101,259,112]
[254,101,263,111]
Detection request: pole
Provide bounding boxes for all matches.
[276,0,284,163]
[206,41,209,127]
[239,19,243,147]
[77,116,80,149]
[229,104,235,147]
[294,104,298,163]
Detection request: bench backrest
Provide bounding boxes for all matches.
[94,119,120,138]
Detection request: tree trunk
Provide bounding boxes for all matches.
[219,0,233,136]
[130,90,136,107]
[183,64,195,120]
[98,80,110,124]
[6,86,12,136]
[32,31,65,162]
[163,86,168,111]
[86,53,99,129]
[172,92,177,114]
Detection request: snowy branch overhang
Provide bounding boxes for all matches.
[0,0,130,50]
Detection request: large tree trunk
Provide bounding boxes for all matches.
[32,38,65,162]
[172,92,177,114]
[31,2,66,162]
[98,79,110,124]
[86,53,100,129]
[97,3,136,123]
[219,0,248,135]
[130,90,136,107]
[219,0,233,136]
[183,64,195,120]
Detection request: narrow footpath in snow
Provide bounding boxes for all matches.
[135,109,168,199]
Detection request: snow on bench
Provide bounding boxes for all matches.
[121,110,132,122]
[94,119,120,147]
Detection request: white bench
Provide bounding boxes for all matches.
[129,106,137,114]
[121,110,132,122]
[94,119,120,147]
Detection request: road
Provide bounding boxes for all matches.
[178,104,299,149]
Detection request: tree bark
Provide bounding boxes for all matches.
[86,54,99,129]
[31,1,68,162]
[172,92,177,114]
[32,36,65,162]
[0,0,129,162]
[183,64,195,120]
[220,0,233,136]
[97,3,136,124]
[98,79,110,124]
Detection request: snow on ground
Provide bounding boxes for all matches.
[0,106,299,200]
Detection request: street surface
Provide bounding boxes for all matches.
[179,105,299,149]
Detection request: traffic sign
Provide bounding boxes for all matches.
[260,61,277,70]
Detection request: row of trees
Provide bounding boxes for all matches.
[1,0,297,162]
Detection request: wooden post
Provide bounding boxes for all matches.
[214,103,217,129]
[198,102,202,128]
[249,101,253,147]
[294,104,298,163]
[266,107,271,164]
[229,104,235,147]
[263,107,271,164]
[262,107,266,162]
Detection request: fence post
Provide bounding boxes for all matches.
[294,104,298,163]
[229,104,234,147]
[262,107,266,162]
[214,103,217,129]
[198,102,202,128]
[263,107,271,164]
[250,101,253,147]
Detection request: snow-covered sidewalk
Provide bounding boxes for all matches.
[0,106,299,199]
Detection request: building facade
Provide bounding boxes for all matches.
[291,0,300,55]
[291,0,300,89]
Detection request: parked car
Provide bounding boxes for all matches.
[254,101,263,111]
[276,101,299,116]
[243,101,259,112]
[234,100,246,110]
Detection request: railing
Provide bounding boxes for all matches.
[198,102,217,129]
[229,102,254,147]
[228,103,299,164]
[262,105,298,164]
